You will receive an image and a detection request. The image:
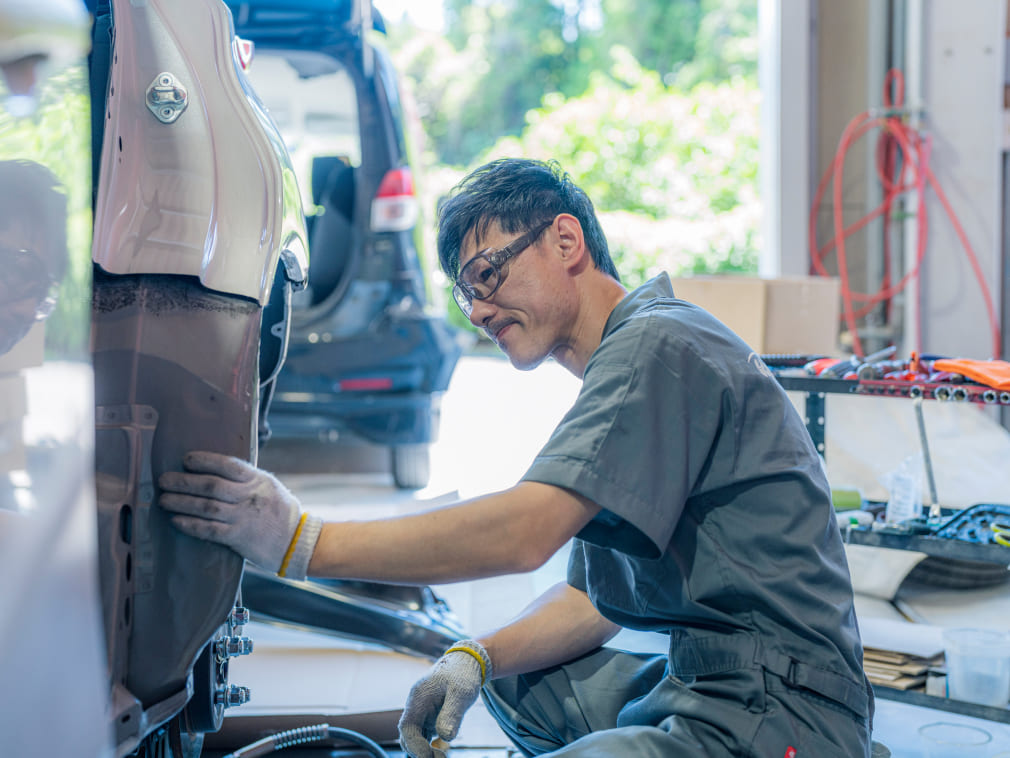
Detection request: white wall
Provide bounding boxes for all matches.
[912,0,1005,360]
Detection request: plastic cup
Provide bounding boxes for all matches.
[942,627,1010,707]
[918,721,991,758]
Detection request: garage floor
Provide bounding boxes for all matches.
[214,354,1010,758]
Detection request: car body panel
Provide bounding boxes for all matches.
[92,273,260,754]
[88,0,307,752]
[92,0,307,306]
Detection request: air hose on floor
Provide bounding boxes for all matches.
[222,723,390,757]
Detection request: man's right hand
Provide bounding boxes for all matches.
[398,639,492,758]
[157,451,321,580]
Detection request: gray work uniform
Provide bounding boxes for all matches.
[482,274,873,757]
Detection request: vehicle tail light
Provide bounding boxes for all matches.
[339,377,394,391]
[370,167,418,232]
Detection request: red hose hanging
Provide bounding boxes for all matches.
[808,68,1001,360]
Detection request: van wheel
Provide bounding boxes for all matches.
[391,444,430,490]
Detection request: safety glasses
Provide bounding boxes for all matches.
[452,219,553,317]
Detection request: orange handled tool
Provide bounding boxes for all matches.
[932,358,1010,390]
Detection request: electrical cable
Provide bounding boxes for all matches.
[809,72,930,357]
[808,68,1002,360]
[221,723,391,758]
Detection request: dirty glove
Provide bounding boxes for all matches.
[158,451,322,580]
[398,639,492,758]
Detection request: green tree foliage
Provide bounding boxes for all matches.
[383,0,760,332]
[392,0,599,166]
[599,0,703,85]
[480,47,760,288]
[676,0,759,88]
[390,0,757,168]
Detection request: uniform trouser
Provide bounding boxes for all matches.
[481,646,873,758]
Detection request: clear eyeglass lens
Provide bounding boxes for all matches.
[453,284,473,316]
[461,256,499,298]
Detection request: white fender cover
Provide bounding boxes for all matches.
[93,0,306,305]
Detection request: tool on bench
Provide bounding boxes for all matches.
[805,346,898,378]
[857,359,910,380]
[931,358,1010,391]
[911,396,942,520]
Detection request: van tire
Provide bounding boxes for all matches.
[391,444,430,490]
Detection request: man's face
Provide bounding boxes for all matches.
[458,218,577,370]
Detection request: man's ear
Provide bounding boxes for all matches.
[554,214,587,268]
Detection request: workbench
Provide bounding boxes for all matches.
[771,366,1010,725]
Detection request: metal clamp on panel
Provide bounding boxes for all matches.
[146,71,188,123]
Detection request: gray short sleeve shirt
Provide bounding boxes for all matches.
[522,273,864,689]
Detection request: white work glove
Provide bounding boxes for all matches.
[398,639,492,758]
[158,451,322,580]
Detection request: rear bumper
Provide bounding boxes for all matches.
[266,389,441,446]
[266,313,461,446]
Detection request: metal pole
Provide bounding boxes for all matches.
[912,396,940,518]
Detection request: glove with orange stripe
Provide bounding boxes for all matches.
[158,451,322,580]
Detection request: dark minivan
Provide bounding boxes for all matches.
[226,0,461,489]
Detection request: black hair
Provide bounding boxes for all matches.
[436,158,619,282]
[0,160,68,279]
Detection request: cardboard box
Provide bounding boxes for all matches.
[669,275,841,355]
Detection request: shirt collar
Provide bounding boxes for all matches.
[602,272,675,339]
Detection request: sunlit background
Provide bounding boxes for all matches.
[368,0,760,336]
[374,0,445,30]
